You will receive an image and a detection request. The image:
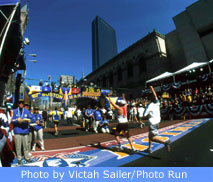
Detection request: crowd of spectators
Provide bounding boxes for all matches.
[160,84,213,109]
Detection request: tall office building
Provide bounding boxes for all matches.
[92,16,118,71]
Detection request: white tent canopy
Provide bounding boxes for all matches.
[146,72,173,84]
[146,61,212,84]
[173,62,207,75]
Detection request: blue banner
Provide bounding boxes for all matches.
[0,167,212,182]
[101,89,110,95]
[42,86,51,93]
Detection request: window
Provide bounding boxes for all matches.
[109,72,113,87]
[102,76,106,87]
[117,67,122,81]
[139,57,146,73]
[127,62,133,77]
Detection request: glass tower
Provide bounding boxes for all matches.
[92,16,118,71]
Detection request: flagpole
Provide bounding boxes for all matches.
[0,1,20,65]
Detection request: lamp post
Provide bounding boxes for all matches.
[22,54,37,106]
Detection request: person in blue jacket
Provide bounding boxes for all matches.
[12,100,32,165]
[84,105,94,131]
[93,106,102,133]
[99,113,110,133]
[31,107,45,151]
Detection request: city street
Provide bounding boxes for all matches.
[10,118,213,167]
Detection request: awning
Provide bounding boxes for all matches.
[146,72,173,84]
[173,62,207,75]
[0,0,19,6]
[145,61,212,85]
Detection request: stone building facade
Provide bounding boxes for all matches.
[86,0,213,98]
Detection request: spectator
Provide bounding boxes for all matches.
[99,114,110,133]
[85,106,93,131]
[11,100,32,165]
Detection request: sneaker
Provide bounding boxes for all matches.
[55,132,58,136]
[94,130,98,133]
[140,124,143,128]
[132,148,137,152]
[29,152,32,157]
[165,140,171,152]
[41,148,45,151]
[118,145,123,150]
[144,148,152,154]
[115,145,123,150]
[25,158,33,163]
[32,149,35,152]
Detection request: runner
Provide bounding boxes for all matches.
[138,103,145,128]
[32,107,45,151]
[107,92,135,151]
[42,109,48,128]
[144,86,171,153]
[49,108,63,136]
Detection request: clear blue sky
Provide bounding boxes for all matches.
[22,0,198,85]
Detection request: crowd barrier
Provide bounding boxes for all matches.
[161,103,213,119]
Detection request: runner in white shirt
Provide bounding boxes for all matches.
[132,105,138,124]
[65,108,73,125]
[144,86,171,154]
[137,103,145,128]
[108,92,135,151]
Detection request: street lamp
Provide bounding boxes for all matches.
[27,54,37,57]
[26,60,37,63]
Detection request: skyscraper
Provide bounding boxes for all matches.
[92,16,118,71]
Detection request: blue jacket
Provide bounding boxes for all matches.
[85,109,93,117]
[32,113,43,131]
[93,110,102,121]
[12,108,31,134]
[99,119,109,129]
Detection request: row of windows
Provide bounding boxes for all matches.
[94,58,147,87]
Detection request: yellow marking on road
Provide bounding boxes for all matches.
[142,138,149,142]
[183,124,198,127]
[124,143,148,151]
[142,136,169,142]
[190,122,202,124]
[171,127,191,131]
[161,132,180,136]
[112,151,129,159]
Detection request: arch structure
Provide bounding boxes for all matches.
[25,85,112,102]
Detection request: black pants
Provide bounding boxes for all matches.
[67,117,72,125]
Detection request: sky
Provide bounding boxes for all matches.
[22,0,198,85]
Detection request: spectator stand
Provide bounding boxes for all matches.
[144,60,213,120]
